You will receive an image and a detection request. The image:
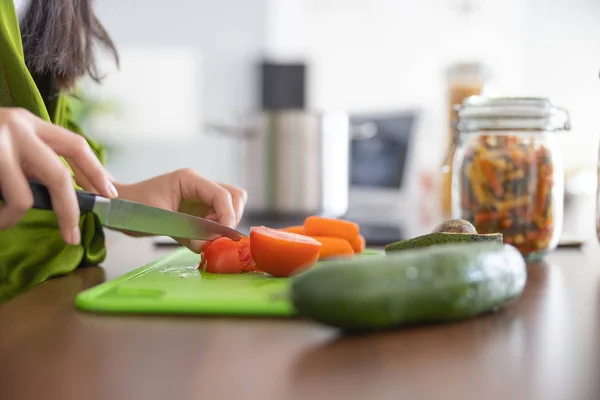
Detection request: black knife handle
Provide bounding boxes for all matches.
[0,181,97,213]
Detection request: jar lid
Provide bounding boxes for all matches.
[446,62,492,81]
[456,96,571,132]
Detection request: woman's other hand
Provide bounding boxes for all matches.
[115,169,247,253]
[0,107,118,245]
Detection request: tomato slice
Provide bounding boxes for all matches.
[249,226,322,277]
[235,237,262,272]
[202,237,241,274]
[199,236,262,274]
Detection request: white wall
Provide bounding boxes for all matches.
[89,0,267,185]
[302,0,526,166]
[520,0,600,171]
[89,0,600,187]
[264,0,599,170]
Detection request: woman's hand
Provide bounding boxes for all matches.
[0,107,118,244]
[114,169,247,253]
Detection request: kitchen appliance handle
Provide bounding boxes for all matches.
[204,123,257,139]
[205,121,377,141]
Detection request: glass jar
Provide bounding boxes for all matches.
[597,146,600,242]
[441,62,491,219]
[451,97,570,260]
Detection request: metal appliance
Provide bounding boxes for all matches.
[344,110,422,244]
[206,60,374,220]
[207,110,375,220]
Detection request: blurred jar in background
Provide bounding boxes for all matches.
[596,147,600,242]
[562,167,596,243]
[440,62,491,219]
[452,97,570,261]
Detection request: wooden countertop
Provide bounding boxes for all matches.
[2,231,600,400]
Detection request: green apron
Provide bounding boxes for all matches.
[0,0,107,302]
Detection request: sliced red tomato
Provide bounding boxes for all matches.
[250,226,322,277]
[235,237,262,272]
[201,237,241,274]
[199,236,262,274]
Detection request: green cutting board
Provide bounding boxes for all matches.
[75,247,382,317]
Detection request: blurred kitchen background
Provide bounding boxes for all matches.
[76,0,600,245]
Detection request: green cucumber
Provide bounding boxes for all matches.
[291,242,526,331]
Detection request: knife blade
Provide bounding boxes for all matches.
[0,181,245,242]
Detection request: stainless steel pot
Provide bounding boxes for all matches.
[207,110,374,218]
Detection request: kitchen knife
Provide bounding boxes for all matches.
[0,181,245,241]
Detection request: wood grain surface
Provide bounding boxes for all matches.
[2,232,600,400]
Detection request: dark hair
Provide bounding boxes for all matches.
[20,0,119,90]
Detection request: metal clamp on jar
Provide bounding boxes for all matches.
[451,97,570,260]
